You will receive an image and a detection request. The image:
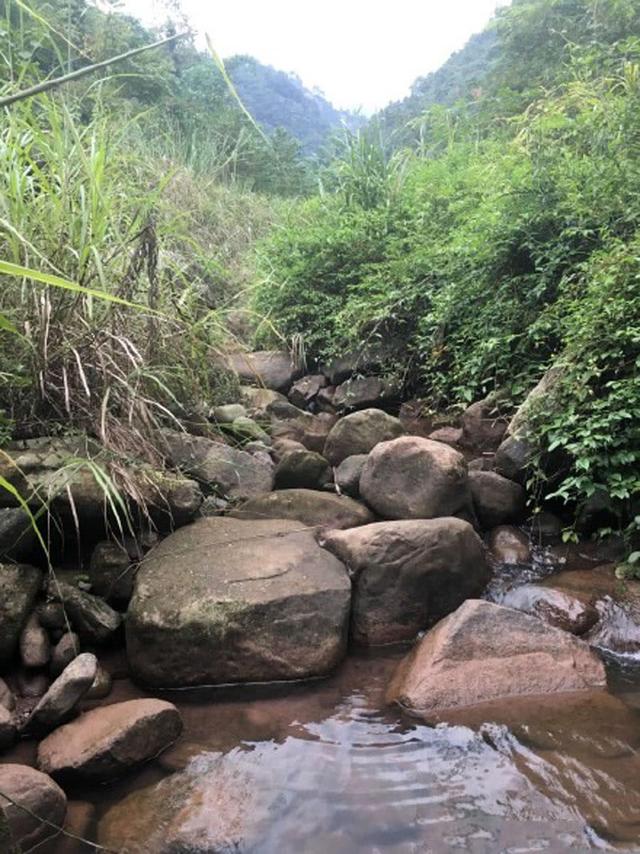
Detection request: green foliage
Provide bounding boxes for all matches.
[255,0,640,524]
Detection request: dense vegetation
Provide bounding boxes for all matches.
[254,0,640,528]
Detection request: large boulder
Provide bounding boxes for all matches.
[332,376,400,413]
[274,450,331,490]
[469,471,526,529]
[0,764,67,850]
[127,517,351,688]
[498,584,599,635]
[360,436,472,521]
[28,653,98,733]
[159,430,273,501]
[0,564,42,669]
[230,489,374,530]
[387,600,606,721]
[223,351,301,393]
[323,409,405,466]
[38,699,183,783]
[321,518,490,644]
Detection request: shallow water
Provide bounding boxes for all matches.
[29,647,640,853]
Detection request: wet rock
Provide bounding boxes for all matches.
[321,518,490,645]
[28,653,97,733]
[498,584,599,635]
[37,602,66,631]
[333,376,400,412]
[16,670,50,699]
[160,430,273,501]
[47,580,121,644]
[487,526,532,565]
[288,374,327,409]
[240,386,288,418]
[231,489,374,531]
[38,698,182,783]
[334,454,368,498]
[0,563,42,668]
[211,403,247,423]
[89,540,137,603]
[360,436,472,521]
[0,764,67,850]
[86,664,112,700]
[223,350,301,393]
[323,409,405,467]
[0,706,16,749]
[0,508,37,561]
[494,434,537,483]
[274,450,331,490]
[0,678,15,711]
[127,517,350,687]
[19,613,50,669]
[387,600,606,721]
[428,426,463,447]
[469,471,526,529]
[50,632,80,677]
[460,398,508,451]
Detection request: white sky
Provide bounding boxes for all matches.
[118,0,510,114]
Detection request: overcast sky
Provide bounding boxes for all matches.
[118,0,510,114]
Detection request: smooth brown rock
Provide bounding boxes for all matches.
[231,489,374,530]
[321,518,490,644]
[360,436,471,521]
[488,525,531,565]
[499,584,599,635]
[19,613,50,669]
[324,409,404,466]
[28,653,97,733]
[469,471,526,529]
[387,600,607,721]
[38,699,182,783]
[0,764,67,850]
[127,517,351,688]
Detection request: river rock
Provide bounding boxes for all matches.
[460,398,508,451]
[19,613,50,669]
[321,518,489,644]
[469,471,526,529]
[0,677,15,711]
[270,403,335,453]
[38,699,182,783]
[0,706,16,749]
[288,374,327,409]
[47,580,121,644]
[334,454,368,498]
[324,409,405,466]
[230,489,374,530]
[28,653,98,733]
[494,435,537,483]
[0,563,42,668]
[37,602,66,631]
[360,436,471,521]
[332,376,400,412]
[488,526,532,565]
[240,386,288,418]
[159,430,274,501]
[229,416,271,445]
[428,427,463,447]
[86,664,112,700]
[274,450,331,490]
[0,508,37,561]
[224,351,301,393]
[89,540,137,602]
[0,764,67,850]
[50,632,80,677]
[127,517,350,688]
[387,600,607,721]
[498,584,599,635]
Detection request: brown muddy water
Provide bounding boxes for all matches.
[19,645,640,853]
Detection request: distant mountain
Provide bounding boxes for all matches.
[227,56,364,154]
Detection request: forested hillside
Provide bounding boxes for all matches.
[254,0,640,537]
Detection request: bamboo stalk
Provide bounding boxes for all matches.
[0,32,188,108]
